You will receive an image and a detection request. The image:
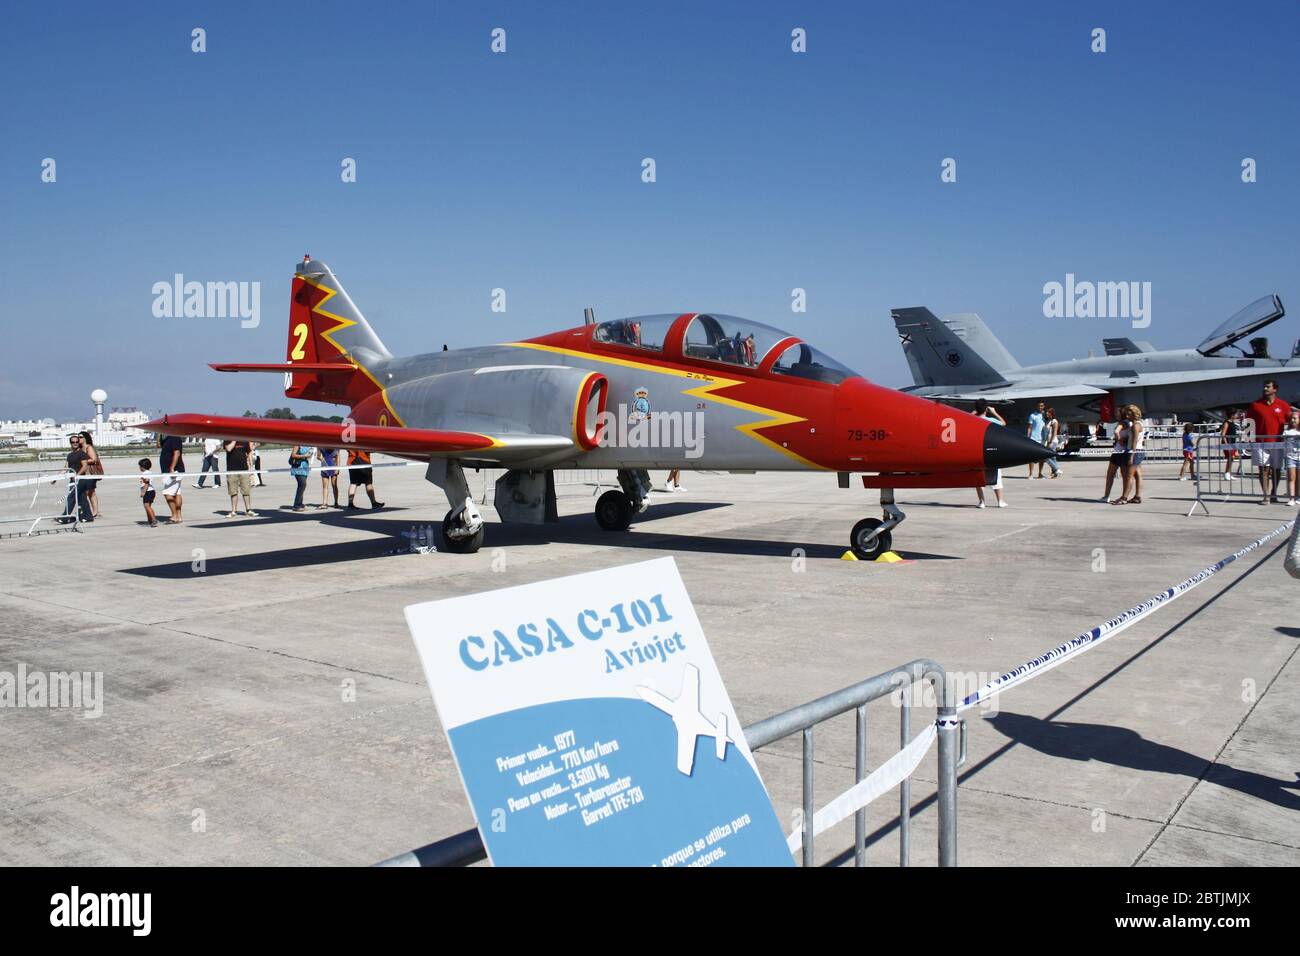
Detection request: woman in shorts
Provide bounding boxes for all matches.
[1102,412,1131,503]
[1115,404,1145,504]
[318,447,340,508]
[1178,423,1196,480]
[79,431,103,518]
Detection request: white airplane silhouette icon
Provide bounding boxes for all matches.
[636,664,734,775]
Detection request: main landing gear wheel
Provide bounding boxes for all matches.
[442,509,485,554]
[595,490,634,531]
[849,518,892,561]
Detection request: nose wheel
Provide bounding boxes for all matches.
[442,508,485,553]
[849,518,892,560]
[847,487,905,561]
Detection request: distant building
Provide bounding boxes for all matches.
[0,407,160,449]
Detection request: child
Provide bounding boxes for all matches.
[138,457,158,527]
[1178,423,1197,481]
[1283,409,1300,506]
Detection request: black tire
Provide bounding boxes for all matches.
[849,518,892,560]
[441,509,484,554]
[594,490,634,531]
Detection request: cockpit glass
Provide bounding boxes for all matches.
[771,341,859,384]
[1197,295,1284,354]
[593,314,676,351]
[682,313,787,368]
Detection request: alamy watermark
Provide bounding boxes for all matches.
[596,404,704,459]
[892,670,1002,716]
[152,274,260,328]
[1,663,103,718]
[1042,273,1150,328]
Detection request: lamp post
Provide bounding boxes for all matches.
[90,389,107,440]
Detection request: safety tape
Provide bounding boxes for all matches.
[0,474,70,493]
[787,722,938,854]
[1287,519,1300,580]
[58,462,415,482]
[957,520,1294,712]
[785,520,1294,854]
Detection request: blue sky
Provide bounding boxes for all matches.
[2,0,1297,419]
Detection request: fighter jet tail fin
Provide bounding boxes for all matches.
[285,258,393,403]
[891,308,1018,388]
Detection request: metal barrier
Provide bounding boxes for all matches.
[1062,424,1217,462]
[375,658,960,868]
[0,469,79,537]
[1189,434,1296,515]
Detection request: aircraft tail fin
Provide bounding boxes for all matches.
[285,257,392,404]
[891,308,1018,387]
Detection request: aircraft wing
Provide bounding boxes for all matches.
[1092,366,1300,388]
[917,383,1108,403]
[675,726,696,775]
[139,413,574,463]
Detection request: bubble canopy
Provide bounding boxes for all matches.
[591,312,860,384]
[1197,294,1284,356]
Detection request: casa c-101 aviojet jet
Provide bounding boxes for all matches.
[142,258,1051,558]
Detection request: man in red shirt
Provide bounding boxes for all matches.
[1246,378,1293,504]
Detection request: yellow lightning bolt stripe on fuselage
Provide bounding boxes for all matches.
[297,275,407,428]
[506,341,828,470]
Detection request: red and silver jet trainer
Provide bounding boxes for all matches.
[143,258,1050,557]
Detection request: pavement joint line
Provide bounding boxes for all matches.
[757,749,1169,826]
[0,587,423,685]
[980,523,1037,545]
[0,698,435,815]
[1133,636,1300,866]
[151,622,427,685]
[0,589,141,628]
[1158,820,1300,853]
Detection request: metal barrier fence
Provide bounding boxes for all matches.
[1062,424,1218,462]
[375,658,960,868]
[5,461,640,537]
[0,470,79,536]
[1189,434,1298,515]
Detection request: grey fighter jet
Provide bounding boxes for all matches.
[892,295,1300,422]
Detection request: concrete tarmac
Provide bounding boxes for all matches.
[0,453,1296,866]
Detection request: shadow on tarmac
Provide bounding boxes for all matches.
[984,711,1300,812]
[821,534,1290,866]
[118,499,960,576]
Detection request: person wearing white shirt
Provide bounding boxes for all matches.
[194,436,223,489]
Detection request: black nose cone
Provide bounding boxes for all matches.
[983,424,1053,468]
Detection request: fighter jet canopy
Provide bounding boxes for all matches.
[1197,294,1284,356]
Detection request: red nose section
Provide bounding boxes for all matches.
[834,379,1045,474]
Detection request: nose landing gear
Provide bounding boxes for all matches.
[426,459,485,554]
[848,488,905,561]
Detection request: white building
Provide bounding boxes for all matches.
[0,406,159,449]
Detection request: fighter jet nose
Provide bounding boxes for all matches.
[983,424,1053,468]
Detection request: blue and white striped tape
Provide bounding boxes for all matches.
[958,520,1295,713]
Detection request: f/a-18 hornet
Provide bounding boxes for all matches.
[144,258,1050,558]
[893,295,1298,423]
